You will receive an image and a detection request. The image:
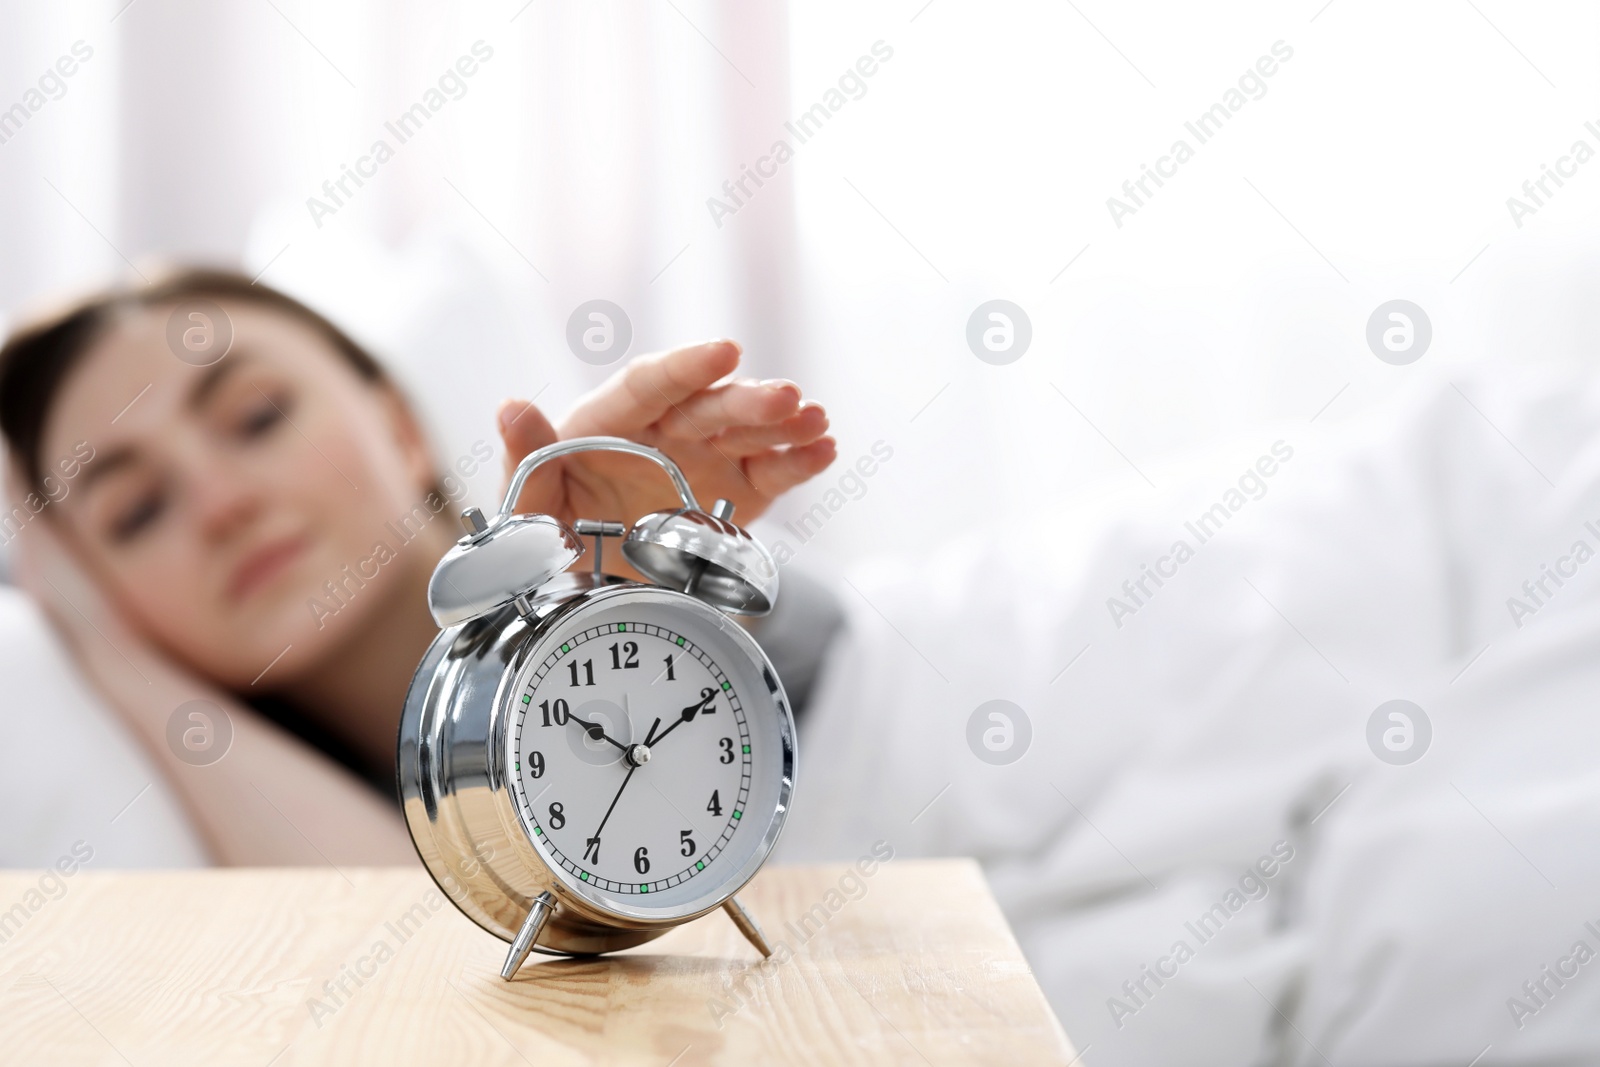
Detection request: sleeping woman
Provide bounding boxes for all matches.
[0,268,837,866]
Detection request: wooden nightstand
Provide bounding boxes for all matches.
[0,858,1078,1064]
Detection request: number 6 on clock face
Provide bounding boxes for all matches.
[514,617,748,895]
[505,586,793,917]
[399,436,794,974]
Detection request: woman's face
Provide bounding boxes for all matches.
[40,298,442,689]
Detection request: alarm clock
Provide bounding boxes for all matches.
[397,436,796,979]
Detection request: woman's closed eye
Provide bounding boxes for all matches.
[235,390,290,439]
[109,487,168,542]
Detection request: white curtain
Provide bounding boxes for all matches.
[0,0,798,364]
[5,0,1600,572]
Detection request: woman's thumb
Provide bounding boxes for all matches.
[498,399,563,511]
[499,400,558,470]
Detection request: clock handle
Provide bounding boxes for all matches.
[500,891,557,980]
[496,436,701,523]
[723,895,774,959]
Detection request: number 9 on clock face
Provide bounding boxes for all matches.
[507,587,794,919]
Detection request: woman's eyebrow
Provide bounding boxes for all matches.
[75,354,257,493]
[186,352,253,411]
[75,446,138,492]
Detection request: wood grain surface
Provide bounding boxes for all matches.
[0,859,1076,1065]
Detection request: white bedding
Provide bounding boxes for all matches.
[0,589,206,868]
[779,365,1600,1065]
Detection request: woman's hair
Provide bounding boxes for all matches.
[0,267,391,494]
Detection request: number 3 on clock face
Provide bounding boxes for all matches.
[401,439,794,970]
[506,590,791,917]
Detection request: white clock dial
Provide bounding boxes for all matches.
[506,591,788,914]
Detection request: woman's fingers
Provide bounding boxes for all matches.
[10,509,140,654]
[713,401,829,455]
[655,378,804,442]
[742,437,838,498]
[497,398,564,513]
[561,340,742,439]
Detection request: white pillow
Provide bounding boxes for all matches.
[0,586,206,868]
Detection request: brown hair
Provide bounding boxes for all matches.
[0,267,391,494]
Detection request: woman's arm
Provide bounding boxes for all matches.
[13,508,413,867]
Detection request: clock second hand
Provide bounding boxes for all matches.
[587,716,662,856]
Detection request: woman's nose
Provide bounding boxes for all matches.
[186,454,266,543]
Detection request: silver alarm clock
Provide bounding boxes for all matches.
[398,437,795,978]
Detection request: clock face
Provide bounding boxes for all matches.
[506,587,792,917]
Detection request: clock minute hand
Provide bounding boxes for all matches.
[646,687,719,749]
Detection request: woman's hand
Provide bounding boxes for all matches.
[5,465,169,689]
[497,340,835,529]
[5,464,413,866]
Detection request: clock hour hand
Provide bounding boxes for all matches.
[564,710,627,752]
[646,686,719,749]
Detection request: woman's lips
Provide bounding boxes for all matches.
[226,535,311,603]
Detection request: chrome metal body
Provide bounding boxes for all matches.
[427,514,583,627]
[624,506,777,615]
[398,570,797,958]
[404,437,794,967]
[722,896,774,958]
[427,437,778,629]
[500,891,555,978]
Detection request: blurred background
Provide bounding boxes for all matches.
[9,2,1600,1064]
[6,0,1600,566]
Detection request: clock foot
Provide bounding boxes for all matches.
[500,891,556,980]
[723,895,773,958]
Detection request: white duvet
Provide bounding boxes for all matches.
[7,362,1600,1064]
[779,365,1600,1065]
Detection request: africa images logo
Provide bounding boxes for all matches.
[1105,40,1294,229]
[705,41,894,228]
